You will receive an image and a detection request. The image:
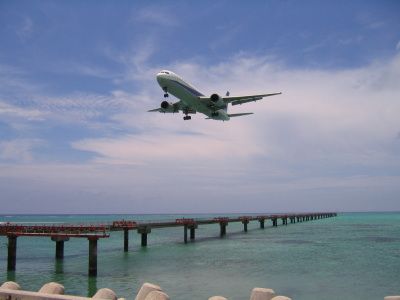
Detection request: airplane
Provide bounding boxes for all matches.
[148,70,281,121]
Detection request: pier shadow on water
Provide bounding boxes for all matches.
[6,271,16,282]
[54,259,64,274]
[87,276,97,297]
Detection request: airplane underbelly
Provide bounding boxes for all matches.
[168,82,210,114]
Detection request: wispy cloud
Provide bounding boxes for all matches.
[0,100,45,121]
[0,139,43,163]
[1,49,400,212]
[134,6,179,27]
[69,53,400,175]
[16,16,34,41]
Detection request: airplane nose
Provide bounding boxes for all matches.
[156,72,165,80]
[156,73,166,86]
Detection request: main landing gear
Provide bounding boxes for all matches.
[183,115,191,121]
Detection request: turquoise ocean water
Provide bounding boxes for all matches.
[0,213,399,299]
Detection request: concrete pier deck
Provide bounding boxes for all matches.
[0,212,337,276]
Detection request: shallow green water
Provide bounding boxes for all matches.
[0,213,399,299]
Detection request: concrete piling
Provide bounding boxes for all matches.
[138,226,151,247]
[142,233,147,246]
[51,236,69,259]
[242,219,249,232]
[259,219,265,229]
[190,226,196,240]
[184,225,188,243]
[88,237,98,277]
[219,222,227,236]
[56,240,64,259]
[124,229,129,252]
[7,235,17,271]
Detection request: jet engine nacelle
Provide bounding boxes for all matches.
[160,101,177,113]
[211,109,230,121]
[210,93,225,107]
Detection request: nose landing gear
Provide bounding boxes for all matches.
[183,115,191,121]
[163,87,169,98]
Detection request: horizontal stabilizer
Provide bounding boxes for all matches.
[228,112,254,118]
[148,108,161,112]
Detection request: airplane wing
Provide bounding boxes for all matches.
[224,92,281,106]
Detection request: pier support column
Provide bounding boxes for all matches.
[272,218,278,227]
[219,222,228,237]
[242,220,249,232]
[124,229,129,252]
[7,235,17,271]
[137,226,151,247]
[184,225,188,244]
[259,219,265,229]
[88,237,98,277]
[281,218,288,225]
[189,225,197,240]
[51,236,69,259]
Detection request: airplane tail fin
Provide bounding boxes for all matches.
[228,112,253,118]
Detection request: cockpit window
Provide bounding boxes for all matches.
[160,71,170,74]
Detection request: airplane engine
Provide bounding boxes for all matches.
[161,101,171,109]
[210,93,225,107]
[160,101,177,113]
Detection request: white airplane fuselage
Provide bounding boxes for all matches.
[156,70,229,120]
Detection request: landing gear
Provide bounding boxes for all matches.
[163,87,169,98]
[183,115,191,121]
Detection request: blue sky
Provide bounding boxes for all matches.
[0,1,399,213]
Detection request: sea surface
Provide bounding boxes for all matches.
[0,213,399,300]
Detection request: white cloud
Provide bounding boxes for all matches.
[1,53,400,212]
[70,53,400,171]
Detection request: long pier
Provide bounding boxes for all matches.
[0,212,337,276]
